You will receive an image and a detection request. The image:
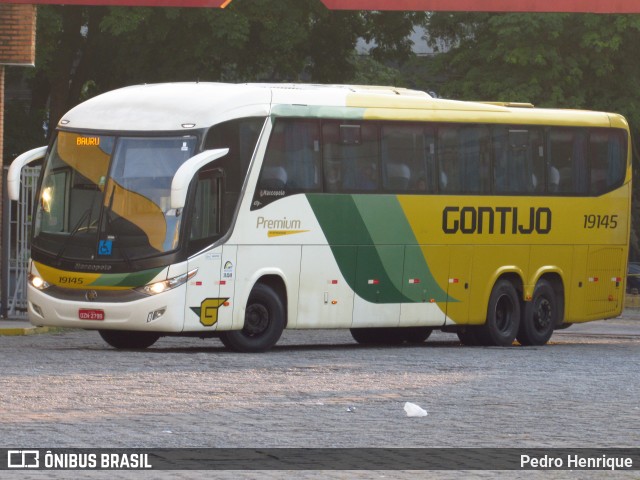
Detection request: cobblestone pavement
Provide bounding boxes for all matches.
[1,312,639,480]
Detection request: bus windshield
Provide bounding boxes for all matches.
[33,131,198,262]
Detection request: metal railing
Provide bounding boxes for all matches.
[1,165,40,318]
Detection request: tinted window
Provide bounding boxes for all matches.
[251,119,627,209]
[589,129,626,195]
[547,128,588,194]
[381,125,436,193]
[493,127,544,194]
[322,122,379,192]
[438,125,491,194]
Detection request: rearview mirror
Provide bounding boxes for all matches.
[170,148,229,209]
[7,146,47,200]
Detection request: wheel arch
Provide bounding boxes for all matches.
[489,269,525,303]
[256,274,288,328]
[534,272,565,327]
[229,268,297,330]
[472,268,525,325]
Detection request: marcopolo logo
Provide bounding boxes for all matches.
[8,450,40,468]
[442,206,552,235]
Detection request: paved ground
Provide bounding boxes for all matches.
[1,311,639,479]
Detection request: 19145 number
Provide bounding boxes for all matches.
[583,214,618,229]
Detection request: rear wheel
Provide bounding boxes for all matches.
[477,279,521,346]
[517,279,557,346]
[98,330,160,349]
[219,283,285,353]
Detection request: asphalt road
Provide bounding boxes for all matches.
[1,312,639,479]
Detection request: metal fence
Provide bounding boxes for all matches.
[1,165,40,318]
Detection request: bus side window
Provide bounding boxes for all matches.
[253,119,321,208]
[438,127,458,193]
[260,120,321,191]
[589,129,626,195]
[322,122,379,193]
[438,125,490,194]
[493,127,544,194]
[322,123,342,192]
[547,128,588,194]
[381,124,435,193]
[204,117,265,194]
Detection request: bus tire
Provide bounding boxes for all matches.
[219,283,285,353]
[98,330,160,349]
[477,279,521,346]
[517,279,557,346]
[401,327,433,344]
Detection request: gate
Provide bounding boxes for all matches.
[1,165,40,318]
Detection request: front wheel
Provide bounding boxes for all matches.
[99,330,160,349]
[517,279,557,346]
[477,279,521,346]
[219,283,285,353]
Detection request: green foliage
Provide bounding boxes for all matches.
[423,13,640,119]
[2,100,47,161]
[350,53,404,86]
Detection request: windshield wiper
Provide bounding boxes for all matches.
[100,184,134,270]
[54,206,95,264]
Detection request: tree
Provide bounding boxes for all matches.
[421,13,640,131]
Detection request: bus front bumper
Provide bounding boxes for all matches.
[27,283,187,332]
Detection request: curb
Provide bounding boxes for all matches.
[0,323,65,336]
[0,327,53,337]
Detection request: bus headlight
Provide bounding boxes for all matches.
[136,268,198,296]
[41,187,53,213]
[29,274,50,290]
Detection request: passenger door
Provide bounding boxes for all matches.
[183,169,225,331]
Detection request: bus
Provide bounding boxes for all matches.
[8,83,631,351]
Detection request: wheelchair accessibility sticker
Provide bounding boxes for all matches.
[98,240,113,256]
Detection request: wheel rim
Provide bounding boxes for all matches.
[533,297,553,332]
[494,294,515,333]
[244,304,270,337]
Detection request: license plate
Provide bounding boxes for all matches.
[79,309,105,321]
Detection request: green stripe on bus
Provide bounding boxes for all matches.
[306,194,451,303]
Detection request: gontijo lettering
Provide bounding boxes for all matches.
[442,206,552,235]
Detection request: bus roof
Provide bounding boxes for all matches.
[58,82,626,132]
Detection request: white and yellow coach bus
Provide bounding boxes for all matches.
[8,83,631,351]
